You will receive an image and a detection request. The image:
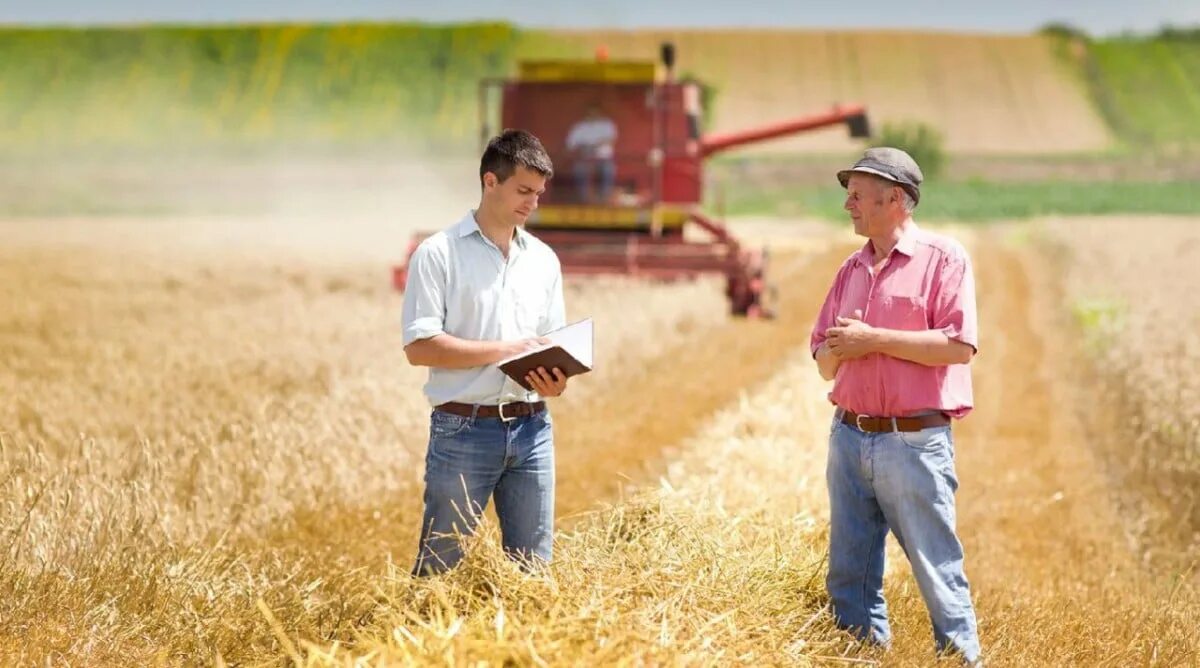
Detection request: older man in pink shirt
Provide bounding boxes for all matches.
[810,147,981,664]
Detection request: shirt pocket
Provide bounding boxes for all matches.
[513,291,546,335]
[876,294,928,331]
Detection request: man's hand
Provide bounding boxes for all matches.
[526,367,568,397]
[826,310,878,360]
[503,337,551,359]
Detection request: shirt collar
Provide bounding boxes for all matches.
[893,222,920,257]
[855,221,920,265]
[457,210,527,249]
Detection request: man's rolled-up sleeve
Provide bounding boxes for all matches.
[810,264,848,358]
[401,242,448,346]
[930,252,978,352]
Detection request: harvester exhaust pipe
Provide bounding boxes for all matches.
[660,42,676,79]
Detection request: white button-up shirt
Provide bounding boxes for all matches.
[401,211,566,406]
[566,117,617,160]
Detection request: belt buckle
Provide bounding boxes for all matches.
[855,413,871,432]
[497,401,517,423]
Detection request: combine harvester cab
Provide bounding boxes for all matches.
[394,43,870,317]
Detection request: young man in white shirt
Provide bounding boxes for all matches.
[402,129,569,575]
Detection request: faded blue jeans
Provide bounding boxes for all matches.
[826,412,981,663]
[412,407,554,575]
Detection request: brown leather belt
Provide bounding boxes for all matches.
[435,401,546,420]
[839,408,950,433]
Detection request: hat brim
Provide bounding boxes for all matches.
[837,166,920,204]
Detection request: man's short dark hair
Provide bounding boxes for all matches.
[479,129,554,185]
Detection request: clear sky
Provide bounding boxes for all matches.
[1,0,1198,35]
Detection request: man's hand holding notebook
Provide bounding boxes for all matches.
[498,319,594,392]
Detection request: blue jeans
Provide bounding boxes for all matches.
[826,412,981,663]
[412,407,555,575]
[572,158,615,204]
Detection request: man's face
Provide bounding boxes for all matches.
[844,173,899,237]
[484,165,547,227]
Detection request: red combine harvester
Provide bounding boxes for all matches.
[394,43,870,317]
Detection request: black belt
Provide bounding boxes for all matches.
[435,401,546,421]
[839,408,950,433]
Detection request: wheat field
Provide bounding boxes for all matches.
[0,214,1197,665]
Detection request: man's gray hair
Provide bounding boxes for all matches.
[874,176,916,213]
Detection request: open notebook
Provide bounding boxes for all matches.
[498,318,594,392]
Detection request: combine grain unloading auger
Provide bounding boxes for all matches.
[394,43,871,317]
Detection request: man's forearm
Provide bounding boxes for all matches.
[405,334,511,369]
[815,342,842,381]
[872,329,974,366]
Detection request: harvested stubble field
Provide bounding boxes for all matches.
[527,30,1111,154]
[0,215,1196,665]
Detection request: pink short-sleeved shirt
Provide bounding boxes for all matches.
[810,224,978,418]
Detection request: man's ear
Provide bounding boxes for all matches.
[482,172,498,191]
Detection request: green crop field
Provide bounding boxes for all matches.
[1081,33,1200,146]
[720,179,1200,221]
[0,25,1116,154]
[3,23,1200,152]
[0,23,573,150]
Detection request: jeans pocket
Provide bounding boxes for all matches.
[430,410,471,439]
[897,425,951,451]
